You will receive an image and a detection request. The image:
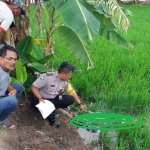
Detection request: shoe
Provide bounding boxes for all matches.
[47,111,60,128]
[50,121,60,128]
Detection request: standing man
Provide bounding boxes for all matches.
[31,62,85,128]
[0,0,25,45]
[0,45,23,129]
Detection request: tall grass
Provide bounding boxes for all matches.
[29,4,150,149]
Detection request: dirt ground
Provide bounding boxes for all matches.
[0,95,91,150]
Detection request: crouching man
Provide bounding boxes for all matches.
[31,62,84,128]
[0,45,23,129]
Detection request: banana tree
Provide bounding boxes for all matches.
[32,0,132,69]
[11,60,27,84]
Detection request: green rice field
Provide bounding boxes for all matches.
[29,4,150,150]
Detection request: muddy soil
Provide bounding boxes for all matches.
[0,95,91,150]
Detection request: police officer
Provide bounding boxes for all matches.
[31,62,85,128]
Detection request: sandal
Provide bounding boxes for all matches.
[0,119,17,130]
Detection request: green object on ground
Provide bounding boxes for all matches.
[70,113,144,130]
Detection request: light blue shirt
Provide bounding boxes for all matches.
[0,66,10,96]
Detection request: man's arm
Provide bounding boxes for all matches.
[72,92,85,111]
[7,84,17,96]
[67,82,85,111]
[31,85,45,103]
[0,18,13,41]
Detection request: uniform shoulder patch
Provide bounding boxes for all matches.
[40,76,44,80]
[46,72,53,76]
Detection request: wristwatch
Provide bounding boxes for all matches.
[78,102,82,106]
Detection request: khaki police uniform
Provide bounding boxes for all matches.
[32,71,75,122]
[33,72,75,99]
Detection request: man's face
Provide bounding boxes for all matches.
[0,50,18,72]
[12,6,22,17]
[61,71,72,81]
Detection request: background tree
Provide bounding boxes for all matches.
[10,0,132,91]
[18,0,132,70]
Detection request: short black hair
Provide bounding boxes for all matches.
[0,45,18,58]
[58,62,74,73]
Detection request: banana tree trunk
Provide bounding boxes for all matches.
[44,7,55,56]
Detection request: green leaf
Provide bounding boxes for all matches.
[94,13,115,31]
[23,74,37,93]
[49,0,62,8]
[16,36,33,64]
[105,0,130,30]
[16,36,33,55]
[109,30,133,49]
[97,3,106,14]
[16,60,27,84]
[39,54,53,64]
[55,25,93,68]
[85,1,106,14]
[121,7,132,16]
[95,11,132,49]
[99,28,133,49]
[21,66,27,84]
[10,77,18,84]
[28,55,39,63]
[27,62,50,73]
[86,0,130,31]
[31,47,43,60]
[51,0,100,44]
[99,28,109,39]
[42,0,52,5]
[78,0,94,13]
[17,53,31,64]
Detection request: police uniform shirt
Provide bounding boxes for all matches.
[33,71,75,99]
[0,66,10,97]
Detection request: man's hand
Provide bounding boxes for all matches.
[8,89,17,96]
[79,104,85,112]
[31,85,45,103]
[39,98,45,103]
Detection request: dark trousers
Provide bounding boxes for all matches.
[31,95,74,121]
